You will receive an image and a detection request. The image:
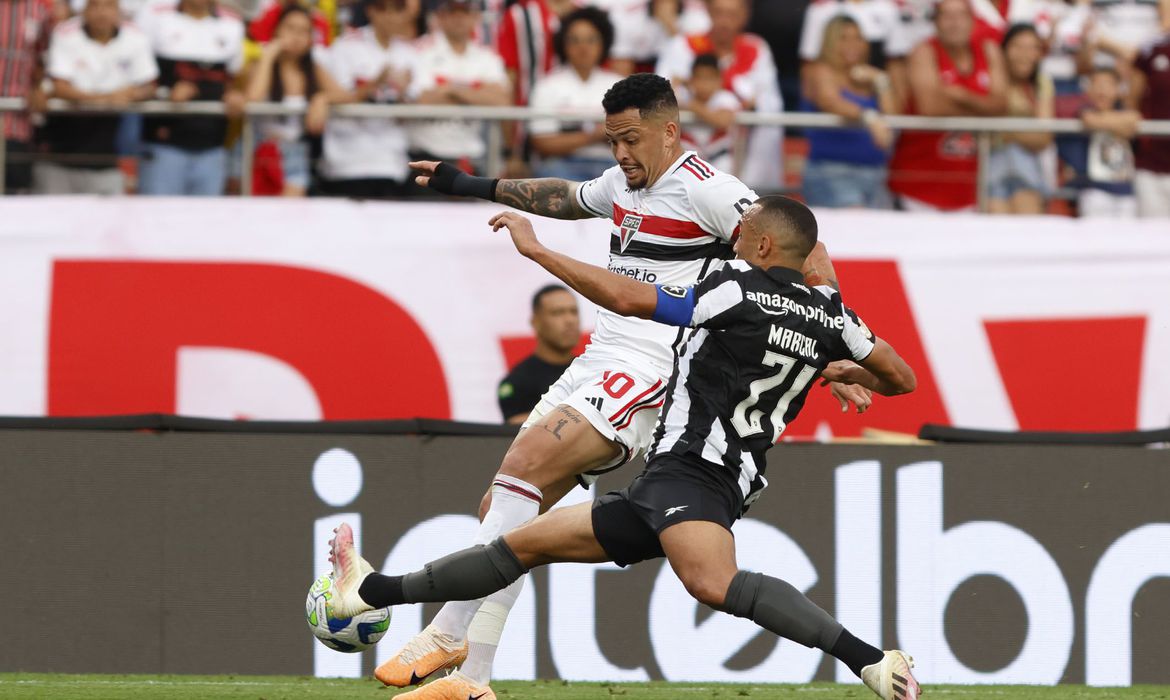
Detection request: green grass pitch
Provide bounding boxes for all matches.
[1,675,1167,699]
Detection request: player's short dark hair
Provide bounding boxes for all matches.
[602,73,679,119]
[554,7,614,66]
[532,284,571,312]
[691,53,720,74]
[753,195,818,258]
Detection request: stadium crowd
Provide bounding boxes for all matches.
[1,0,1168,215]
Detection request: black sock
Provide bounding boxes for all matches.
[357,573,405,609]
[830,628,884,678]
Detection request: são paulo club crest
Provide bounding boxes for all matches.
[619,213,643,251]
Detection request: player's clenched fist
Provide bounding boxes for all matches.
[490,212,541,258]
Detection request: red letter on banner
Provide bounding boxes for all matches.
[48,261,450,419]
[789,261,949,439]
[985,317,1145,431]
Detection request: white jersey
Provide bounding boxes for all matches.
[574,150,758,372]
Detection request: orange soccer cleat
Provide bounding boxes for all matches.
[375,624,469,687]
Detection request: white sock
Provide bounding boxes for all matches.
[461,577,524,685]
[429,474,542,640]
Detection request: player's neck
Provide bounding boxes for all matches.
[646,146,687,189]
[534,343,574,366]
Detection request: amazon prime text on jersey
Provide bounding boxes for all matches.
[747,291,845,330]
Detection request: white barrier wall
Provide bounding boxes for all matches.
[1,197,1168,434]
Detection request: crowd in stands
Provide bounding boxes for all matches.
[1,0,1168,217]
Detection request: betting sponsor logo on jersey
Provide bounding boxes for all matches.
[619,213,643,252]
[608,263,657,283]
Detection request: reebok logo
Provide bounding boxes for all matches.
[664,505,689,517]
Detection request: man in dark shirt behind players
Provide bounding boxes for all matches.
[498,285,581,424]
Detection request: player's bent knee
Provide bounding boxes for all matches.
[498,445,543,484]
[679,573,729,609]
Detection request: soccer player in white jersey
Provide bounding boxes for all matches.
[381,73,869,700]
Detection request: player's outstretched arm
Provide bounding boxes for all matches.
[492,212,658,317]
[822,339,916,397]
[411,160,592,220]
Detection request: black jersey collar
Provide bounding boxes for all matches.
[763,265,806,286]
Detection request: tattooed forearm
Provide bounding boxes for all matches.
[494,178,592,220]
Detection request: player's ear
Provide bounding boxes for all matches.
[663,119,679,148]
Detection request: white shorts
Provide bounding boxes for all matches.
[522,354,670,486]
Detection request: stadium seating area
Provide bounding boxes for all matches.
[1,0,1168,216]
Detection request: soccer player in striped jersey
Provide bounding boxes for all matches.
[327,196,920,700]
[379,73,870,700]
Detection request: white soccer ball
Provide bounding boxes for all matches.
[305,573,392,653]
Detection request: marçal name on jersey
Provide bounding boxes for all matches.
[746,290,845,330]
[768,324,820,360]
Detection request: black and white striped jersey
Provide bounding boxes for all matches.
[647,259,876,510]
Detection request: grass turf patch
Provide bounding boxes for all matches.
[0,675,1166,699]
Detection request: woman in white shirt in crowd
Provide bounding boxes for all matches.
[527,6,622,180]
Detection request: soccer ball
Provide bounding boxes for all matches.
[305,573,391,653]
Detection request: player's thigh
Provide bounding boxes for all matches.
[659,521,739,608]
[503,502,610,568]
[499,405,623,491]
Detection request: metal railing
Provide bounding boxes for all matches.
[3,96,1169,209]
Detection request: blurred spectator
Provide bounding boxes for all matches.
[657,0,783,190]
[496,0,573,107]
[1131,31,1170,217]
[679,53,740,172]
[800,0,906,70]
[344,0,419,32]
[408,0,510,172]
[1,0,52,193]
[746,0,807,115]
[888,0,1007,211]
[36,0,156,194]
[890,0,1010,58]
[801,14,898,208]
[1066,66,1140,217]
[987,23,1053,214]
[589,0,711,74]
[250,0,333,46]
[528,6,620,179]
[1077,0,1170,73]
[495,0,572,177]
[245,4,347,196]
[318,0,417,198]
[137,0,246,195]
[497,284,580,424]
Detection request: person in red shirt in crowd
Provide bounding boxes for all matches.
[887,0,1007,211]
[494,0,575,176]
[0,0,53,193]
[1130,32,1170,217]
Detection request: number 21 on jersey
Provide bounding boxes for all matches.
[730,351,817,443]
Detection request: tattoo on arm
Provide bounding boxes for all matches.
[495,179,591,220]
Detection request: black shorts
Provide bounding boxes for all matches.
[591,452,743,568]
